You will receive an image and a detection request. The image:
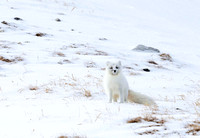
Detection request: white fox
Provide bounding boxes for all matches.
[103,61,155,106]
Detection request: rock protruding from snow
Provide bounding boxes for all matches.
[133,44,160,53]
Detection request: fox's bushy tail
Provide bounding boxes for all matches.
[128,90,156,106]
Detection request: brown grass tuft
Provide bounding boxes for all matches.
[148,61,158,65]
[15,56,24,61]
[29,86,39,91]
[129,72,140,76]
[186,120,200,135]
[159,53,172,61]
[0,56,23,63]
[186,123,200,135]
[94,50,108,56]
[58,134,86,138]
[45,88,52,93]
[53,52,65,57]
[85,61,96,68]
[83,88,92,97]
[138,129,159,135]
[127,117,142,123]
[76,50,108,56]
[125,66,134,70]
[127,116,165,125]
[1,21,9,25]
[35,32,46,37]
[143,116,165,124]
[0,56,13,62]
[195,99,200,107]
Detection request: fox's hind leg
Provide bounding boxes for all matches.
[113,94,119,102]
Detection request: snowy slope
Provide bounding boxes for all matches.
[1,0,200,137]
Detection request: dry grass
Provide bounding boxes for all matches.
[74,46,108,56]
[143,116,165,124]
[30,73,103,98]
[124,66,134,70]
[58,135,86,138]
[178,94,186,100]
[58,59,72,65]
[186,123,200,135]
[138,129,159,135]
[35,32,46,37]
[127,117,142,123]
[147,60,168,70]
[85,61,97,68]
[69,44,78,49]
[44,88,52,93]
[1,21,17,28]
[15,56,24,61]
[128,111,166,136]
[63,59,72,63]
[1,21,9,25]
[0,29,4,32]
[82,88,92,97]
[67,43,87,49]
[129,72,140,76]
[127,116,165,125]
[195,100,200,107]
[0,56,13,62]
[53,52,65,57]
[61,43,108,57]
[99,38,107,41]
[148,60,158,65]
[0,56,23,63]
[94,50,108,56]
[29,86,39,91]
[76,51,107,56]
[159,53,172,61]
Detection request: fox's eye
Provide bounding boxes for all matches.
[116,66,119,69]
[110,67,113,70]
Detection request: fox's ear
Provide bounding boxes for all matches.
[118,61,121,65]
[106,61,111,66]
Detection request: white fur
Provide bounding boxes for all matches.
[103,61,129,103]
[103,61,156,106]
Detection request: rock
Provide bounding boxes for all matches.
[55,18,61,22]
[133,44,160,53]
[143,68,150,72]
[14,17,23,21]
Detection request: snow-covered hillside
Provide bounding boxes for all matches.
[1,0,200,137]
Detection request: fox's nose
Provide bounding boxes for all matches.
[114,70,116,73]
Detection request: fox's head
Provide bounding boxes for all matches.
[106,61,122,75]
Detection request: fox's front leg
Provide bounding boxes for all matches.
[124,90,128,103]
[119,88,124,103]
[109,90,113,103]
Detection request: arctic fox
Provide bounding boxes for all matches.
[103,61,155,106]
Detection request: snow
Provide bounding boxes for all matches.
[1,0,200,137]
